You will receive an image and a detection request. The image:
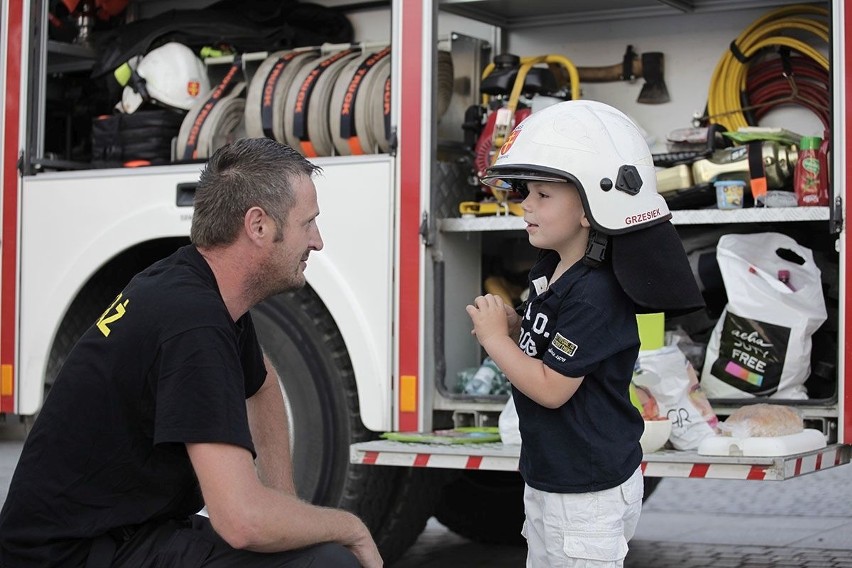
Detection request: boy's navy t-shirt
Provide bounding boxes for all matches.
[514,250,643,493]
[0,245,266,566]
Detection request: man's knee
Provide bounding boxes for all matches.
[308,542,360,568]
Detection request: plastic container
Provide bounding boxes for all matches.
[794,136,827,206]
[763,190,798,208]
[464,357,501,395]
[714,180,745,209]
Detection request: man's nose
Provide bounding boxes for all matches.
[312,228,324,252]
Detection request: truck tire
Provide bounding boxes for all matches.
[642,475,662,500]
[435,471,663,546]
[434,470,526,545]
[252,286,437,564]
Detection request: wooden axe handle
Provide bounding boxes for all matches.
[576,59,643,83]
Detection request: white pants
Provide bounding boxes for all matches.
[522,467,644,568]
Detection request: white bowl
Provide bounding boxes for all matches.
[640,419,672,454]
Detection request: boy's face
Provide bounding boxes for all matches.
[521,181,590,255]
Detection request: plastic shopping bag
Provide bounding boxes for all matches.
[700,233,827,399]
[634,345,718,450]
[498,393,522,445]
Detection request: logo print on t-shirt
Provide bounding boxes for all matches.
[550,332,578,357]
[96,293,130,337]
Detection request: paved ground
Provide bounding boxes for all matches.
[2,420,851,567]
[393,461,852,568]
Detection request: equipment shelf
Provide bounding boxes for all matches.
[351,439,851,480]
[439,206,830,232]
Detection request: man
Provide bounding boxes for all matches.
[0,138,382,567]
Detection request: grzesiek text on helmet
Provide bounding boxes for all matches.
[624,208,663,226]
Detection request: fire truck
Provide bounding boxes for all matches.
[1,0,850,563]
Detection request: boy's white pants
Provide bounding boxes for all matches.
[522,467,644,568]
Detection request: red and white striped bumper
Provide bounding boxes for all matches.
[350,441,851,481]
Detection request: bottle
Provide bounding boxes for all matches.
[778,269,795,291]
[691,142,795,191]
[464,357,501,395]
[75,0,95,46]
[794,136,823,206]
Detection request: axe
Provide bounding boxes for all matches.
[574,45,670,104]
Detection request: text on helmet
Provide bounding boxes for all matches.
[624,208,662,225]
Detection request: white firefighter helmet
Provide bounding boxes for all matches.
[480,99,670,235]
[482,100,705,316]
[121,42,210,113]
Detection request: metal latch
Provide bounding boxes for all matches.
[830,196,843,234]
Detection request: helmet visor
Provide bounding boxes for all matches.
[480,168,569,196]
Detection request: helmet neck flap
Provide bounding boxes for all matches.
[480,100,704,315]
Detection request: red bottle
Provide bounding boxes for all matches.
[794,136,827,206]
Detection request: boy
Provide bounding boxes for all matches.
[466,100,703,567]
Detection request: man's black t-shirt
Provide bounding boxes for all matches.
[0,246,266,566]
[514,250,643,493]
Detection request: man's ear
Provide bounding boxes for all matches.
[580,214,592,228]
[245,206,270,243]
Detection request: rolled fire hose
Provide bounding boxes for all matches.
[178,82,247,160]
[332,48,447,155]
[284,49,361,157]
[365,56,392,153]
[306,49,363,157]
[706,4,829,132]
[329,46,391,155]
[746,53,829,130]
[176,56,247,160]
[244,49,319,141]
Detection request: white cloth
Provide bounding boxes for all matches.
[522,467,643,568]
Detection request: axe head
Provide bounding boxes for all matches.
[638,52,670,104]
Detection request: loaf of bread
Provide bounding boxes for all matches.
[718,403,804,438]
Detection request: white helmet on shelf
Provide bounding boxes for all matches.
[121,42,210,113]
[480,99,670,235]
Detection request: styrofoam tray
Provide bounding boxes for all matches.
[697,429,826,457]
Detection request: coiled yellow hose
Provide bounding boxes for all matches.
[706,4,829,132]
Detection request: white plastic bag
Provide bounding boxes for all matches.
[498,394,522,445]
[700,233,827,399]
[633,345,718,450]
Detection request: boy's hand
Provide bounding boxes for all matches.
[505,304,521,342]
[465,294,510,347]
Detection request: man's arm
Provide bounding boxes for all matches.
[187,442,382,566]
[246,356,295,494]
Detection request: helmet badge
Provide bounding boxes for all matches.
[187,81,201,97]
[499,126,522,156]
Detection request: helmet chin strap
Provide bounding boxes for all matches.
[583,229,609,267]
[129,68,150,103]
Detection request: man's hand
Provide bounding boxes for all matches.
[188,442,384,561]
[343,517,384,568]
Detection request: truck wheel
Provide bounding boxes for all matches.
[434,470,526,545]
[435,471,663,546]
[642,476,662,501]
[252,286,436,564]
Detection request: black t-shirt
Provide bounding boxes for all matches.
[0,246,266,566]
[514,250,643,493]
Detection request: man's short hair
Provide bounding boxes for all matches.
[190,138,322,247]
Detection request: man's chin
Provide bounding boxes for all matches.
[279,275,306,294]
